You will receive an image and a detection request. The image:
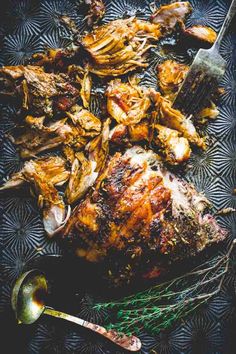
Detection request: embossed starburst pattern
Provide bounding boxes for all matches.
[187,143,221,179]
[148,327,185,354]
[28,321,85,353]
[217,213,236,248]
[103,0,151,23]
[207,290,236,321]
[0,283,11,312]
[139,65,158,89]
[0,139,24,176]
[186,139,236,181]
[0,247,40,283]
[40,0,78,34]
[6,0,41,35]
[219,69,236,106]
[180,318,224,353]
[186,0,228,30]
[0,0,235,353]
[0,105,16,134]
[3,33,42,65]
[190,173,236,211]
[206,104,236,139]
[41,31,73,50]
[2,196,38,214]
[204,175,236,211]
[220,33,236,68]
[0,208,45,249]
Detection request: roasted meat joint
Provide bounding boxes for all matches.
[62,146,226,282]
[0,1,227,283]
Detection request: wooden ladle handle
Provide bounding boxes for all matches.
[44,307,141,352]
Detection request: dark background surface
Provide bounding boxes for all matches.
[0,0,236,353]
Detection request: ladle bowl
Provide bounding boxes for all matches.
[11,270,142,352]
[11,269,47,324]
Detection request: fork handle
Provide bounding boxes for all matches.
[213,0,236,49]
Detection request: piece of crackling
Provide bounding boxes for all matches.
[0,156,70,237]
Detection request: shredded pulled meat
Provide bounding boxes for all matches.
[81,18,161,77]
[0,64,92,117]
[154,123,191,164]
[159,95,205,148]
[158,60,189,99]
[106,79,151,125]
[0,156,70,236]
[0,1,225,279]
[10,107,101,159]
[110,119,191,165]
[65,151,98,204]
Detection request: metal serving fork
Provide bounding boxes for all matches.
[173,0,236,116]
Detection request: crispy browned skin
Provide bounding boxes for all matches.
[62,147,226,277]
[184,25,217,44]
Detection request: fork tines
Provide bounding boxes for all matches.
[173,67,218,116]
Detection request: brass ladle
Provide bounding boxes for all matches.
[11,269,142,352]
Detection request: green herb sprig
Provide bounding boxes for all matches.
[95,240,236,335]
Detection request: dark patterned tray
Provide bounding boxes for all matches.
[0,0,236,353]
